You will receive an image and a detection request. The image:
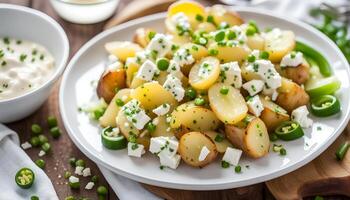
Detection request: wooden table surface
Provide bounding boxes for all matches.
[1,0,347,200]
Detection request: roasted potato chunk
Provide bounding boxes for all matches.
[264,30,295,63]
[275,60,310,85]
[189,56,220,90]
[208,42,251,63]
[225,118,270,158]
[105,41,143,62]
[97,67,126,103]
[179,132,218,168]
[207,5,244,26]
[259,96,290,132]
[276,78,310,113]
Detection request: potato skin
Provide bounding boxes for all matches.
[225,118,270,158]
[133,28,155,48]
[207,5,244,26]
[97,68,126,103]
[276,78,310,113]
[259,96,290,132]
[179,132,218,168]
[275,61,310,85]
[203,131,233,153]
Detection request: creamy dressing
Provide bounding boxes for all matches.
[0,37,55,100]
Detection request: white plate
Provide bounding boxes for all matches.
[59,8,350,190]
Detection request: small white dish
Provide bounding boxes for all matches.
[0,4,69,123]
[59,9,350,190]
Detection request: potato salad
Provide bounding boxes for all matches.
[89,1,342,170]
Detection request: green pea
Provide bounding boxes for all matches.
[50,127,61,139]
[69,157,77,167]
[35,159,45,169]
[185,88,197,100]
[31,196,40,200]
[215,31,225,42]
[69,181,80,189]
[47,116,58,128]
[75,159,85,167]
[31,124,42,135]
[38,135,48,145]
[156,58,169,71]
[246,25,256,36]
[97,186,108,196]
[234,165,241,173]
[220,86,229,95]
[280,148,287,156]
[247,55,256,63]
[30,136,40,147]
[260,51,270,59]
[194,97,205,106]
[41,142,51,153]
[91,175,99,183]
[64,171,71,179]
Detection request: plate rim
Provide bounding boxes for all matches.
[59,8,350,190]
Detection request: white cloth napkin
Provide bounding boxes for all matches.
[0,124,58,200]
[97,0,348,199]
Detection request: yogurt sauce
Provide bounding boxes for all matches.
[0,37,55,100]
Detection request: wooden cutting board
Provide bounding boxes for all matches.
[266,124,350,200]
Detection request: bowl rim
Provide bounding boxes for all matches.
[59,9,350,190]
[0,4,69,103]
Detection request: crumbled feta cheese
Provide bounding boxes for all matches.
[245,59,282,90]
[21,142,32,150]
[122,99,151,130]
[246,95,264,117]
[231,25,247,42]
[166,127,171,132]
[159,154,181,169]
[272,90,279,101]
[69,176,79,183]
[250,50,260,58]
[171,12,191,36]
[85,182,94,190]
[135,50,150,64]
[75,166,84,176]
[222,147,242,166]
[153,104,170,116]
[243,80,264,96]
[38,150,46,157]
[167,60,180,73]
[291,105,313,128]
[198,61,214,79]
[127,142,145,157]
[149,136,178,157]
[146,33,172,58]
[173,48,194,67]
[163,74,185,101]
[198,146,210,162]
[121,95,128,102]
[219,62,242,88]
[124,122,129,128]
[125,57,137,67]
[135,60,159,81]
[166,116,171,123]
[82,168,91,177]
[280,51,303,67]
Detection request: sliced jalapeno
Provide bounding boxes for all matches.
[101,126,127,150]
[275,121,304,141]
[15,168,35,189]
[311,95,340,117]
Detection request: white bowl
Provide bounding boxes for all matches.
[60,10,350,190]
[0,4,69,123]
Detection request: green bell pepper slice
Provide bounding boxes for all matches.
[275,121,304,141]
[311,95,340,117]
[101,126,127,150]
[295,41,331,77]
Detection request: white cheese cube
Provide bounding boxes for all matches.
[85,182,95,190]
[21,142,32,150]
[171,12,191,36]
[75,166,84,176]
[163,74,185,102]
[222,147,242,166]
[108,54,118,63]
[198,146,210,162]
[149,136,178,157]
[122,99,151,130]
[135,50,150,64]
[246,95,264,117]
[219,62,242,88]
[159,154,181,169]
[107,61,122,71]
[173,48,194,67]
[246,59,282,90]
[38,150,46,157]
[291,105,313,128]
[153,103,170,116]
[167,60,180,73]
[280,51,303,67]
[243,80,264,96]
[82,168,91,177]
[135,60,159,82]
[69,176,79,184]
[146,33,172,58]
[127,142,145,158]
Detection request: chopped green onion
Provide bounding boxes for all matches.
[115,98,124,107]
[50,127,61,139]
[69,157,77,167]
[31,124,42,135]
[146,122,156,133]
[97,185,108,196]
[64,171,71,179]
[41,142,51,152]
[221,160,230,168]
[38,135,48,145]
[195,14,203,22]
[194,97,205,106]
[30,136,40,147]
[220,86,229,95]
[75,159,85,167]
[185,88,197,100]
[35,159,45,169]
[234,165,241,173]
[47,116,58,128]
